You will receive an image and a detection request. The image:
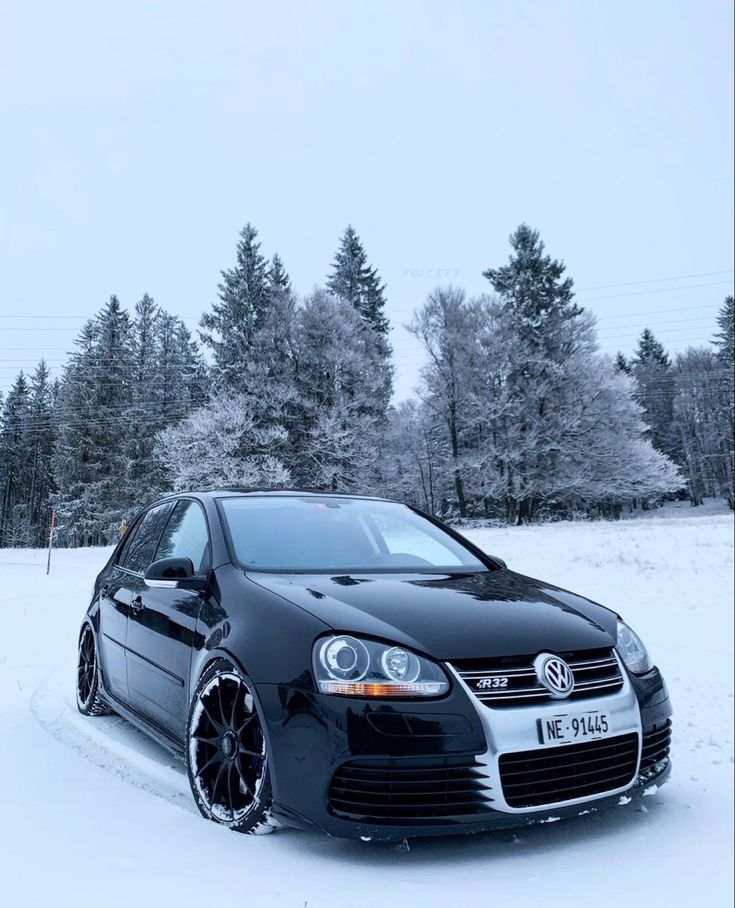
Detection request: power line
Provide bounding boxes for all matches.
[8,368,733,429]
[574,269,734,293]
[0,274,732,323]
[574,279,733,303]
[594,305,721,322]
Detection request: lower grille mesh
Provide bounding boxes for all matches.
[641,719,672,771]
[328,755,493,822]
[499,733,639,808]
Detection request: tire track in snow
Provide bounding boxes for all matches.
[30,666,196,816]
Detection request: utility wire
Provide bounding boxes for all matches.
[574,269,733,292]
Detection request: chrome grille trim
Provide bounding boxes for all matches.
[452,649,625,707]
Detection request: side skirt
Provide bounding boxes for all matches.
[99,687,186,759]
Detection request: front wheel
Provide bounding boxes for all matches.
[186,661,278,835]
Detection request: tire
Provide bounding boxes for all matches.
[186,660,279,835]
[76,622,112,716]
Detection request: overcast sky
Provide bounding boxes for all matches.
[1,0,733,401]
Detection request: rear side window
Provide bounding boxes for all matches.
[155,500,210,574]
[120,502,175,574]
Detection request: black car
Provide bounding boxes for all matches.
[76,490,672,841]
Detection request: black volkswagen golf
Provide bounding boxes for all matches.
[76,490,672,840]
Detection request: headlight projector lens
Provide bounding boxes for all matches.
[381,646,420,682]
[319,636,369,681]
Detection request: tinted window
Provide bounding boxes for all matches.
[155,500,210,573]
[219,497,487,572]
[120,502,175,573]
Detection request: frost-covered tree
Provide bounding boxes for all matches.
[483,224,581,358]
[25,361,57,545]
[407,287,485,517]
[327,225,390,335]
[200,223,272,389]
[714,295,734,364]
[267,252,292,294]
[631,328,680,465]
[672,347,733,507]
[479,227,603,520]
[154,392,290,491]
[668,300,735,510]
[127,297,207,502]
[157,312,208,421]
[51,295,204,545]
[326,226,393,415]
[0,362,57,547]
[0,372,32,546]
[378,400,451,515]
[290,289,386,490]
[128,294,162,500]
[53,297,134,544]
[404,257,681,521]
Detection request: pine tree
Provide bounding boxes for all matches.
[157,312,204,420]
[290,289,386,490]
[0,364,56,547]
[26,360,56,545]
[483,224,581,356]
[128,294,163,501]
[326,226,394,419]
[714,295,734,364]
[327,225,390,334]
[615,352,631,374]
[634,328,670,368]
[673,347,733,507]
[54,297,134,545]
[631,328,680,465]
[268,253,292,294]
[200,223,271,389]
[481,226,596,520]
[0,372,32,546]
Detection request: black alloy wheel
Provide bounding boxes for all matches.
[76,623,111,716]
[187,662,277,834]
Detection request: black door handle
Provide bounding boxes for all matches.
[131,595,144,612]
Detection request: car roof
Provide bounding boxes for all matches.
[157,488,394,503]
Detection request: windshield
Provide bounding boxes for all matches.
[219,496,488,573]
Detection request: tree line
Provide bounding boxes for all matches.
[0,222,732,547]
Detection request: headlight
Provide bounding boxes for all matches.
[314,635,449,697]
[616,620,652,674]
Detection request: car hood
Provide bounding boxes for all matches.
[247,569,618,660]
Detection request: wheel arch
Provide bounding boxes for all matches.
[189,647,280,795]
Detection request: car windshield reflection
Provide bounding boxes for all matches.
[219,496,489,573]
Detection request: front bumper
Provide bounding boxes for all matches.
[257,661,672,841]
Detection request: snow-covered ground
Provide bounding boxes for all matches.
[0,511,732,907]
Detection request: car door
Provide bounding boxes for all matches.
[126,498,211,739]
[97,501,175,704]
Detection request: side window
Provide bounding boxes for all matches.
[154,500,210,574]
[120,503,175,574]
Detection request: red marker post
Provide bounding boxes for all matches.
[46,508,57,576]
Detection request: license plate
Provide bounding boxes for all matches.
[539,710,611,745]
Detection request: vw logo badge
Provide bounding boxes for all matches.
[534,653,574,698]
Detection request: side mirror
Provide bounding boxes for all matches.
[492,555,507,569]
[144,557,205,590]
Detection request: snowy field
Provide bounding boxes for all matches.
[0,511,733,908]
